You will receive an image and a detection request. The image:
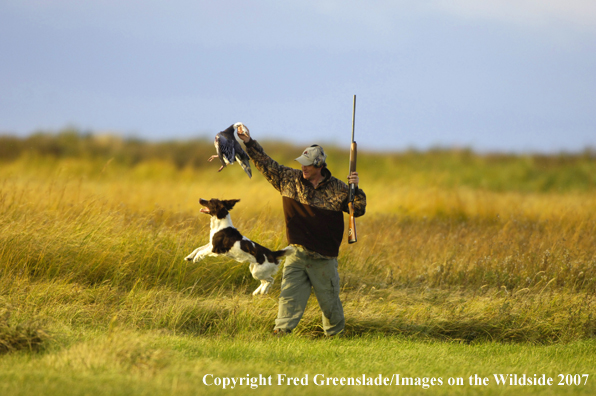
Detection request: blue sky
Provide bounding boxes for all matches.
[1,0,595,152]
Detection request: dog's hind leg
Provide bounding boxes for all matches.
[252,282,264,296]
[253,278,274,296]
[260,281,272,295]
[253,280,268,296]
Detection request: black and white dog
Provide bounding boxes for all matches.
[185,198,292,295]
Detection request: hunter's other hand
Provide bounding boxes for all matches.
[234,122,251,143]
[347,171,359,187]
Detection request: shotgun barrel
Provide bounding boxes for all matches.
[348,95,357,244]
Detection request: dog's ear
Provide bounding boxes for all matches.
[222,199,240,210]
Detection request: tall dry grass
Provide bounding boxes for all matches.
[1,131,596,346]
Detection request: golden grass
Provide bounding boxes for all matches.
[1,143,596,346]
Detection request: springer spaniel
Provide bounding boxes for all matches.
[185,198,292,295]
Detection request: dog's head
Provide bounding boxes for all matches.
[198,198,240,219]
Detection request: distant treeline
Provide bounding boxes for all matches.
[0,129,214,168]
[0,129,321,169]
[1,129,595,192]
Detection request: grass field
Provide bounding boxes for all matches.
[1,131,596,394]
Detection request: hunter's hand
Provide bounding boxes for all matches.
[348,171,359,187]
[235,122,251,143]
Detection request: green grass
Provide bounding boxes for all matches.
[1,130,596,394]
[0,331,594,395]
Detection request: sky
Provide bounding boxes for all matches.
[1,0,595,152]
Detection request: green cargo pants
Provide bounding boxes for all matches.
[274,246,345,336]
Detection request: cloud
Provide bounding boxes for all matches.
[431,0,596,30]
[6,0,596,31]
[295,0,596,29]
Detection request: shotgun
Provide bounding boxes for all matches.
[348,95,358,244]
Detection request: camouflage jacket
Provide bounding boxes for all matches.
[244,139,366,257]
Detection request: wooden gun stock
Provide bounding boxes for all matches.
[348,203,357,244]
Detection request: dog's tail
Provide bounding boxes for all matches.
[271,245,295,263]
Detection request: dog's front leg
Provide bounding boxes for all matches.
[185,244,212,262]
[185,247,202,262]
[193,244,217,263]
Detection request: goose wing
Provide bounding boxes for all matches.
[233,139,252,178]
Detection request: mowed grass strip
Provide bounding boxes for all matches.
[0,330,594,395]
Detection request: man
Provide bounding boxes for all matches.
[236,125,366,336]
